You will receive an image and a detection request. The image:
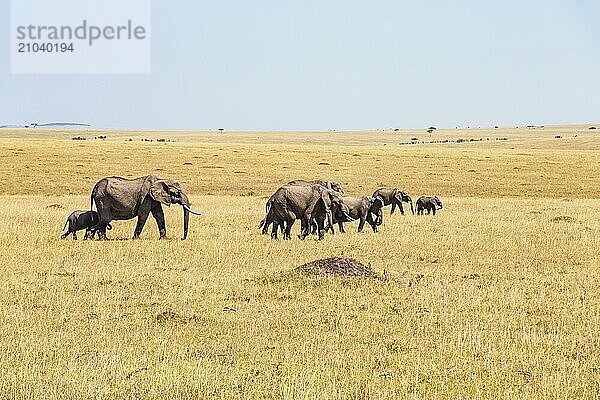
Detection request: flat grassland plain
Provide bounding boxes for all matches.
[0,126,599,399]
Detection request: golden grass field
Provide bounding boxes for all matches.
[0,125,599,399]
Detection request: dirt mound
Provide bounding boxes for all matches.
[295,257,377,278]
[551,215,576,223]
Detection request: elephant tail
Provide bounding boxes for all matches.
[265,196,275,214]
[62,219,69,232]
[259,196,275,230]
[90,188,95,213]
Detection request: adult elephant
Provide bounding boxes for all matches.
[416,196,443,215]
[90,175,202,240]
[326,195,385,233]
[262,184,352,240]
[372,188,414,216]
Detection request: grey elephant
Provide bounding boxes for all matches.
[61,210,112,240]
[416,196,443,215]
[89,175,202,240]
[287,179,344,193]
[326,195,385,233]
[262,184,352,240]
[260,179,344,234]
[372,188,414,216]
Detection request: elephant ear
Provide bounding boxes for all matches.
[393,189,402,201]
[149,180,171,206]
[375,195,385,208]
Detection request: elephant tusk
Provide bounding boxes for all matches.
[183,204,202,216]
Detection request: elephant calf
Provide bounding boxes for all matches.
[61,210,111,240]
[327,195,385,233]
[372,188,414,216]
[416,196,443,215]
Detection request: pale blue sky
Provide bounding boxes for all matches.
[1,1,599,130]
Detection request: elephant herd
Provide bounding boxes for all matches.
[258,179,443,240]
[61,175,443,241]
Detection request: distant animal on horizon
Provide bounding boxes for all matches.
[416,196,443,215]
[61,210,111,240]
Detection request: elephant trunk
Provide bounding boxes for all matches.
[327,210,333,231]
[376,210,383,225]
[182,207,189,240]
[339,205,354,222]
[180,193,202,240]
[409,199,415,215]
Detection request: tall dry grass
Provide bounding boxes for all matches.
[0,127,599,398]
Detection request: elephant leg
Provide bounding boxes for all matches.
[285,220,295,240]
[133,211,151,239]
[83,229,92,240]
[311,220,318,235]
[337,221,344,233]
[399,203,405,215]
[271,220,279,240]
[357,217,366,233]
[366,213,378,232]
[61,231,70,239]
[315,215,326,240]
[298,213,311,240]
[432,207,436,216]
[261,218,270,235]
[298,218,308,240]
[390,202,396,215]
[92,201,112,240]
[151,205,167,239]
[72,231,77,240]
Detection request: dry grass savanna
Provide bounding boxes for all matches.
[0,125,599,399]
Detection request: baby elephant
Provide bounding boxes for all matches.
[327,195,385,233]
[61,210,111,240]
[416,196,443,215]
